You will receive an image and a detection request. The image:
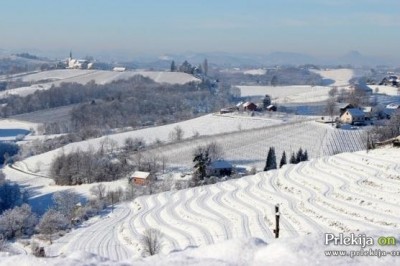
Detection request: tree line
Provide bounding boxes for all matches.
[264,147,309,171]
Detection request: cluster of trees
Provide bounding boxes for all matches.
[0,172,26,213]
[1,76,234,136]
[0,186,127,249]
[0,142,19,165]
[192,142,224,185]
[50,138,135,185]
[214,67,323,86]
[264,147,309,171]
[170,59,208,76]
[370,110,400,142]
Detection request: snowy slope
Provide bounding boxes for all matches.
[8,113,287,176]
[311,68,354,87]
[238,85,331,103]
[38,147,400,261]
[0,69,200,98]
[3,233,400,265]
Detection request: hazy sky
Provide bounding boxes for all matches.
[1,0,399,58]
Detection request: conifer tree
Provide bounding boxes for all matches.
[289,152,297,164]
[264,147,277,171]
[296,148,303,163]
[279,151,287,168]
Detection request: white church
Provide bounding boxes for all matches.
[66,52,93,69]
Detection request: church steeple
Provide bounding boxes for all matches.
[69,51,72,59]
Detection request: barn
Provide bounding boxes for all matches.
[130,171,151,185]
[243,102,257,111]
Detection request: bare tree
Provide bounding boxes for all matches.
[169,126,184,142]
[90,184,106,201]
[140,228,163,256]
[325,98,336,122]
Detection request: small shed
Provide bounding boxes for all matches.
[243,102,257,111]
[207,160,233,177]
[340,108,365,124]
[130,171,150,185]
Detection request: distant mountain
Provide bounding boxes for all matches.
[337,50,393,66]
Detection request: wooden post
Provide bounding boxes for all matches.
[273,204,280,238]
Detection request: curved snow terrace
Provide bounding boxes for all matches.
[0,69,200,98]
[12,113,290,176]
[43,147,400,260]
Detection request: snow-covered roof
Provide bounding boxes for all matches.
[209,160,232,169]
[132,171,150,179]
[361,106,372,113]
[345,108,365,117]
[243,102,256,107]
[386,103,400,109]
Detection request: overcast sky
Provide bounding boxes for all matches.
[1,0,399,59]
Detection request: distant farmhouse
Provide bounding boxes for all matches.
[130,171,151,186]
[207,160,233,177]
[340,108,365,124]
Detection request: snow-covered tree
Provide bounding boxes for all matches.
[0,204,37,239]
[36,209,69,244]
[52,190,81,219]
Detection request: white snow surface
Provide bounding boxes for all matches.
[2,147,398,265]
[238,85,332,103]
[0,69,200,98]
[368,85,400,96]
[243,69,267,75]
[7,113,286,177]
[311,68,354,87]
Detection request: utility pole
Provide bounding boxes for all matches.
[274,204,280,238]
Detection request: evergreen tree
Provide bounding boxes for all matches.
[264,147,277,171]
[170,61,176,72]
[193,147,210,181]
[279,151,287,168]
[302,150,309,161]
[289,152,296,164]
[296,148,303,163]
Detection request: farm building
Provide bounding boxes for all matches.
[340,108,365,124]
[243,102,257,111]
[207,160,233,177]
[338,103,354,116]
[130,171,151,186]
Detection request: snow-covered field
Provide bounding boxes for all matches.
[23,147,398,263]
[243,68,266,75]
[0,69,200,98]
[311,68,354,87]
[142,121,367,170]
[237,85,332,103]
[368,85,400,96]
[7,113,289,176]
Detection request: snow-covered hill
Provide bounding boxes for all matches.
[34,147,400,262]
[0,69,200,98]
